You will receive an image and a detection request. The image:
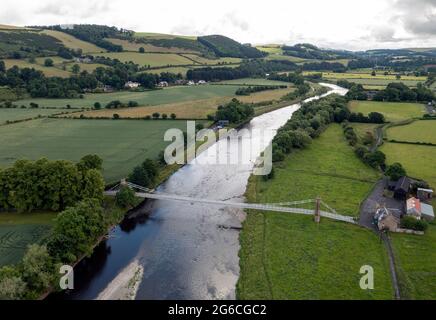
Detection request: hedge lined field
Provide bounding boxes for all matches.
[386,120,436,144]
[380,142,436,188]
[0,108,72,124]
[348,101,426,122]
[14,85,243,109]
[0,118,203,183]
[237,125,392,300]
[92,52,194,67]
[3,59,72,78]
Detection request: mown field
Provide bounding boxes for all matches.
[386,120,436,144]
[40,29,105,53]
[0,108,73,124]
[306,72,427,89]
[391,223,436,300]
[3,59,72,78]
[348,101,426,122]
[237,125,392,300]
[0,118,202,183]
[75,86,295,119]
[15,85,242,109]
[0,211,56,266]
[380,142,436,188]
[92,52,194,67]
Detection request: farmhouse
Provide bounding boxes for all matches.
[124,81,141,89]
[374,207,399,232]
[406,197,435,221]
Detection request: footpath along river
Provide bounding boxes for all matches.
[57,83,347,300]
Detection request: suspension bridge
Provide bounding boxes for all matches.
[105,181,356,224]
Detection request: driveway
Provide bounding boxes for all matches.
[359,178,404,230]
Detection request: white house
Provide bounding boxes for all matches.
[197,80,207,85]
[158,81,169,87]
[124,81,140,89]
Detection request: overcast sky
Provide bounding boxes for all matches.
[1,0,435,51]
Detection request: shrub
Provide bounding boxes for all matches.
[115,186,136,208]
[401,216,428,231]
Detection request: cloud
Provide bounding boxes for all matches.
[36,0,111,19]
[394,0,436,36]
[221,12,249,32]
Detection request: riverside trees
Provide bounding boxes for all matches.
[0,155,104,212]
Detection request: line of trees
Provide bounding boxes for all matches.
[235,85,286,96]
[271,95,348,163]
[373,82,434,102]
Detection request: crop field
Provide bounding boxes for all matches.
[386,120,436,144]
[348,101,426,122]
[391,223,436,300]
[0,211,56,267]
[3,59,72,78]
[40,29,105,53]
[0,118,205,183]
[256,45,283,54]
[15,85,243,109]
[237,125,391,300]
[0,108,72,124]
[92,52,194,67]
[380,142,436,188]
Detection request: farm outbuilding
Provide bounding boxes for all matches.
[394,176,411,200]
[417,188,433,202]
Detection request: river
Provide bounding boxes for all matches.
[56,83,347,300]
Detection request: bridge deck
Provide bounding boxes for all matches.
[104,190,356,224]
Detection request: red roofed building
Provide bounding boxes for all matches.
[406,197,421,218]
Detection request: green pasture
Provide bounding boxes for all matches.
[386,120,436,144]
[348,101,426,122]
[92,52,194,67]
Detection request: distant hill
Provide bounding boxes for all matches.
[282,43,355,60]
[198,35,266,59]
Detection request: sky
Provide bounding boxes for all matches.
[1,0,436,51]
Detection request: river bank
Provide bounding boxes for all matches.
[55,83,343,300]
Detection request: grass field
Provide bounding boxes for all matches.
[348,101,426,122]
[0,108,72,124]
[75,86,295,119]
[0,118,204,183]
[305,72,426,88]
[386,120,436,144]
[252,125,380,217]
[40,29,105,53]
[3,59,72,78]
[92,52,194,67]
[237,125,392,300]
[15,85,243,109]
[133,32,197,40]
[380,142,436,188]
[181,54,241,65]
[0,211,56,266]
[390,223,436,299]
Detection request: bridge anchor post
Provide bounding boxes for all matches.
[314,197,321,223]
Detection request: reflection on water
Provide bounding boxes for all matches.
[54,84,346,300]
